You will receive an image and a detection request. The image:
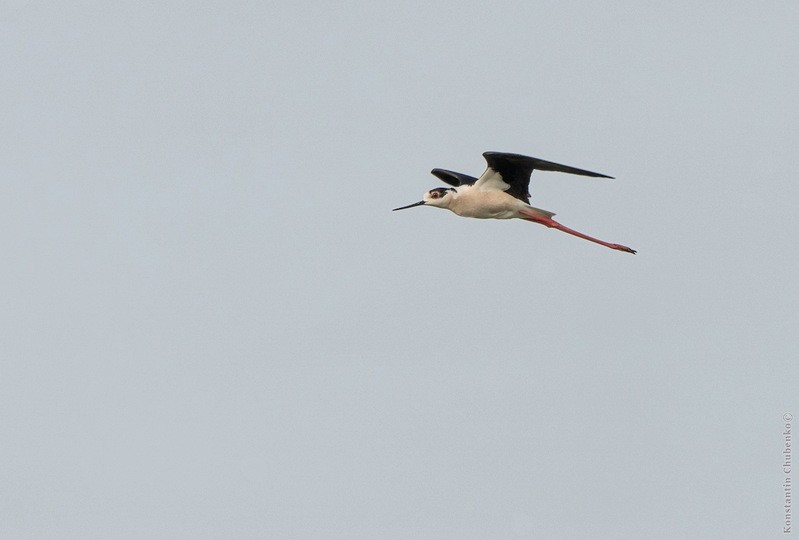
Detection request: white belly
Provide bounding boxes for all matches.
[449,189,523,219]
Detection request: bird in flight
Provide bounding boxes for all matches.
[393,151,636,254]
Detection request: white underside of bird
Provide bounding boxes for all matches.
[446,183,555,220]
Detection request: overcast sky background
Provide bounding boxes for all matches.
[2,1,798,538]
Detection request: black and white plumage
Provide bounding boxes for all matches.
[432,152,613,204]
[393,151,636,254]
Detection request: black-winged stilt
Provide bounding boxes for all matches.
[393,152,636,254]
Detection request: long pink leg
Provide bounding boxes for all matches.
[519,210,636,254]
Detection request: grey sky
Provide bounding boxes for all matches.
[2,1,798,538]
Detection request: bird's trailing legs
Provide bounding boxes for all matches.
[519,209,636,254]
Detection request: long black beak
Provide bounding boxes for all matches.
[392,201,425,211]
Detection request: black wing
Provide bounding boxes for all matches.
[481,152,614,204]
[430,168,479,187]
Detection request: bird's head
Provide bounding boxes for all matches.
[392,187,455,211]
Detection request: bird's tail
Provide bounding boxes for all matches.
[521,205,556,220]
